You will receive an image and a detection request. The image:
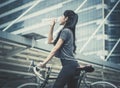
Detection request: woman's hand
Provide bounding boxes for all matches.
[48,18,56,44]
[37,62,46,68]
[50,19,56,27]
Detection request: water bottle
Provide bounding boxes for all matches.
[41,17,60,23]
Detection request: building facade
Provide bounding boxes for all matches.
[0,0,120,87]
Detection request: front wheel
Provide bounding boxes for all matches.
[17,83,39,88]
[90,81,117,88]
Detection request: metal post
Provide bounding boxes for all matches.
[2,0,43,31]
[79,0,120,53]
[75,0,88,13]
[105,38,120,61]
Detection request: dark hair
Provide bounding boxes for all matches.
[54,10,78,53]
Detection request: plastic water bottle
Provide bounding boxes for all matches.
[41,17,60,23]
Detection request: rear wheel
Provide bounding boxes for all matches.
[90,81,117,88]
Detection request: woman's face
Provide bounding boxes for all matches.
[59,16,68,25]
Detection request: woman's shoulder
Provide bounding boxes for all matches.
[62,28,71,33]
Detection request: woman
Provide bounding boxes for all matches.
[38,10,80,88]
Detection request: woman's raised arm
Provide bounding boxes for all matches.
[48,19,56,44]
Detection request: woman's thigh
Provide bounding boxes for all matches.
[52,65,75,88]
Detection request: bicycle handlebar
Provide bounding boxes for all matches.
[28,60,52,81]
[33,66,45,81]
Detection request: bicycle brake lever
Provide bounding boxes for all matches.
[28,60,35,72]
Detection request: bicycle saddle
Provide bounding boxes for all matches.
[77,65,95,73]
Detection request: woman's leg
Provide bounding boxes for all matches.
[52,66,73,88]
[67,77,78,88]
[67,67,81,88]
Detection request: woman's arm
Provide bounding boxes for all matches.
[48,20,55,44]
[38,38,64,67]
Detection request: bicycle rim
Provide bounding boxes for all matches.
[17,83,39,88]
[90,81,117,88]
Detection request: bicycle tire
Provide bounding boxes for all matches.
[17,82,39,88]
[90,81,117,88]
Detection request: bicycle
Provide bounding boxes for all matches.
[17,60,118,88]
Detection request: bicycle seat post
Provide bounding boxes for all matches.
[77,70,86,88]
[77,65,94,88]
